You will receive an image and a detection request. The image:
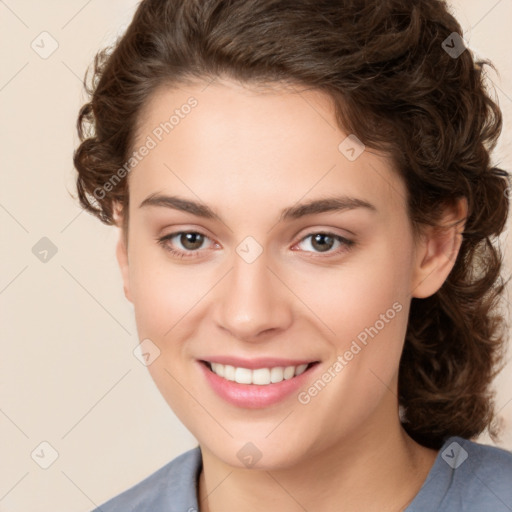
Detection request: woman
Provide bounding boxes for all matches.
[74,0,512,510]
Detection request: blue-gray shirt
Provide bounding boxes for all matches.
[91,436,512,511]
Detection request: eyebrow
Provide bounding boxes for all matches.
[139,193,377,222]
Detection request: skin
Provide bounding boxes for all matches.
[115,78,468,512]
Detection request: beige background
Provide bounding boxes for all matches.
[1,1,511,511]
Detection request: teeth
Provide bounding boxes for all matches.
[209,362,310,385]
[295,363,308,376]
[283,366,295,380]
[252,368,271,385]
[224,365,235,381]
[235,367,252,384]
[211,362,224,377]
[270,366,284,383]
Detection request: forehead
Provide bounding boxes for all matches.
[128,79,407,221]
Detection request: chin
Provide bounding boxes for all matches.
[198,431,317,471]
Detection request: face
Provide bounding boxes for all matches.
[116,78,457,469]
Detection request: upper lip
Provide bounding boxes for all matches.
[200,356,318,369]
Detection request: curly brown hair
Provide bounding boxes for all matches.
[73,0,510,449]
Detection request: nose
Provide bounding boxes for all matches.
[213,250,293,342]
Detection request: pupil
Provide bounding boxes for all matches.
[312,234,333,252]
[182,233,203,250]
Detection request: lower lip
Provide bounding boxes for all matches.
[199,362,316,409]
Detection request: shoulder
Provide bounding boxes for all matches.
[458,435,512,470]
[436,436,512,511]
[90,446,202,512]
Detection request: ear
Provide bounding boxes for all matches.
[411,197,468,299]
[113,204,132,303]
[116,230,132,302]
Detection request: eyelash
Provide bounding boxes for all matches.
[157,230,355,260]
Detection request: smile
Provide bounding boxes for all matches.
[199,358,319,408]
[206,361,310,385]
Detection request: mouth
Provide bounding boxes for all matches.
[201,360,317,385]
[199,358,319,408]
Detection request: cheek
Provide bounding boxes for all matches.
[294,243,411,338]
[127,243,218,347]
[298,241,413,389]
[339,246,412,382]
[128,224,414,354]
[127,244,185,338]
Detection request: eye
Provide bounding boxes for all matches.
[157,230,355,260]
[294,231,354,256]
[157,231,215,259]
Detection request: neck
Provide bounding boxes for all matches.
[198,410,438,512]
